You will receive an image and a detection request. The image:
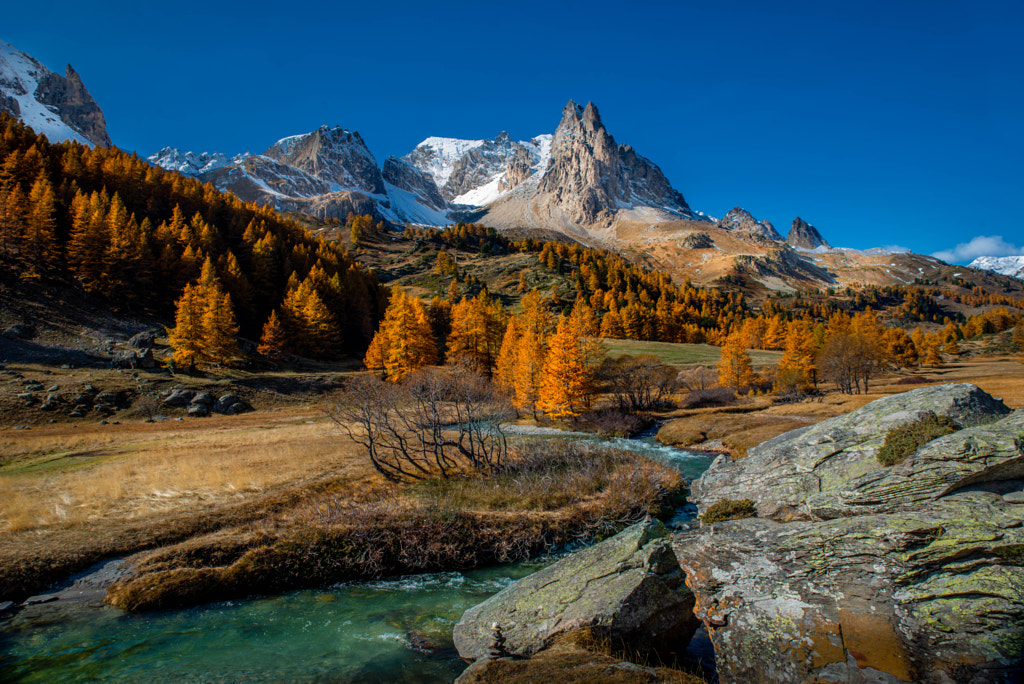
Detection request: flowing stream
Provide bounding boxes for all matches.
[0,428,717,683]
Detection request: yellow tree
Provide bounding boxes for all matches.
[537,303,603,418]
[717,330,755,391]
[23,176,59,279]
[168,284,204,370]
[257,310,287,360]
[774,319,815,392]
[447,292,504,373]
[365,287,438,381]
[202,290,240,365]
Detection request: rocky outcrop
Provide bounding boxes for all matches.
[681,384,1024,683]
[786,216,831,250]
[690,383,1011,519]
[1,40,111,147]
[453,519,698,662]
[381,156,447,210]
[537,101,691,227]
[718,207,782,241]
[733,246,837,284]
[34,66,111,148]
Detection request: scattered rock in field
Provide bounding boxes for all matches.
[454,519,698,661]
[191,392,215,406]
[187,404,209,417]
[39,401,57,411]
[112,348,156,370]
[17,392,38,404]
[163,389,194,407]
[69,410,85,418]
[213,394,251,415]
[127,330,158,349]
[24,382,44,391]
[3,324,36,340]
[47,385,59,392]
[98,420,108,425]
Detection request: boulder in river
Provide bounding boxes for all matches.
[678,383,1024,683]
[453,518,698,662]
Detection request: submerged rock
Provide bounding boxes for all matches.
[453,519,698,662]
[680,383,1024,683]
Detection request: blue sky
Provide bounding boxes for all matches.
[5,0,1022,261]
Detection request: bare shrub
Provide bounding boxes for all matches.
[325,361,514,481]
[680,387,736,408]
[572,408,651,437]
[678,366,718,392]
[600,355,678,412]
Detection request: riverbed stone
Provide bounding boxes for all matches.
[690,383,1012,520]
[453,519,698,662]
[679,384,1024,683]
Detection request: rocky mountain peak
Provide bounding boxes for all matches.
[719,207,783,241]
[263,125,384,196]
[537,99,691,226]
[0,40,111,147]
[786,217,831,250]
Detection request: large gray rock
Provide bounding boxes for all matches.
[691,383,1012,520]
[676,492,1024,683]
[453,519,698,662]
[679,384,1024,683]
[162,389,194,407]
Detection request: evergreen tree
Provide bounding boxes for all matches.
[257,310,287,360]
[23,176,59,278]
[168,284,204,370]
[717,331,755,391]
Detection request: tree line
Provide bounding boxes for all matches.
[0,114,386,361]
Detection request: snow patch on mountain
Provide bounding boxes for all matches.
[968,255,1024,279]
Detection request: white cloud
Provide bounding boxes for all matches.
[932,235,1022,263]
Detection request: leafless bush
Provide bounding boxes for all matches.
[325,361,514,481]
[133,392,163,421]
[600,354,678,412]
[572,408,651,437]
[680,387,736,408]
[677,366,718,392]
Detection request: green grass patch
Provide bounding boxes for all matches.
[600,340,782,369]
[876,412,960,467]
[700,498,756,524]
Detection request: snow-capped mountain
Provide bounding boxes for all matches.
[145,100,706,234]
[0,39,110,147]
[968,255,1024,280]
[148,148,250,176]
[402,132,553,205]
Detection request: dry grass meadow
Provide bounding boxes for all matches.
[1,350,1021,607]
